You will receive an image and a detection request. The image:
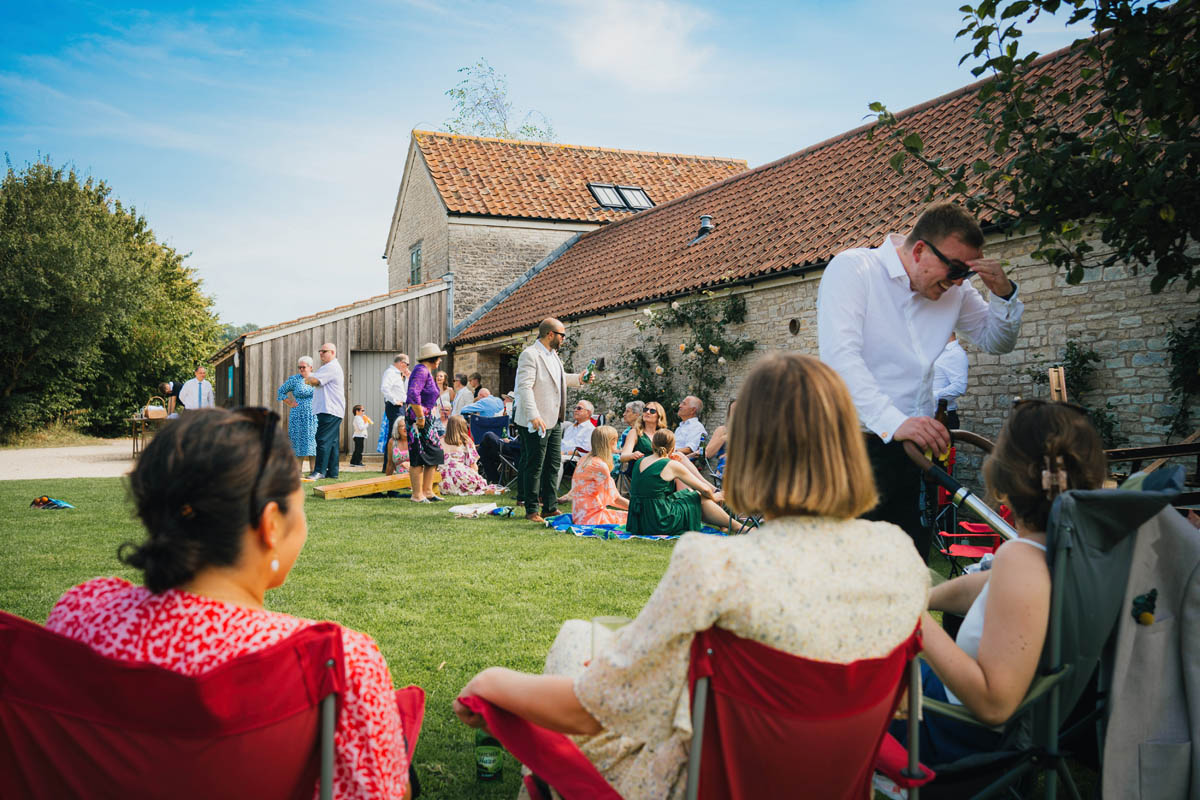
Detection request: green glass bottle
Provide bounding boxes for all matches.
[475,728,503,781]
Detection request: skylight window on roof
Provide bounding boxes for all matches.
[617,186,653,209]
[588,183,624,208]
[588,182,655,211]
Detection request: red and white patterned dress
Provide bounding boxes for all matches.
[46,577,409,799]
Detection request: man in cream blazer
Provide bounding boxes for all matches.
[514,318,587,523]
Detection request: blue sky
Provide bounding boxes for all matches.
[1,0,1090,327]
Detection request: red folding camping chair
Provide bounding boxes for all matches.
[0,610,425,800]
[458,625,933,799]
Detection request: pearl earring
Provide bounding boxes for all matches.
[270,558,280,572]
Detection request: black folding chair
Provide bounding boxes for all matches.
[465,413,519,490]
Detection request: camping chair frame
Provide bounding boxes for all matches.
[464,413,519,491]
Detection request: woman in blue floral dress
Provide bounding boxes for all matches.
[277,355,317,473]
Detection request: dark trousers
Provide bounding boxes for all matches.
[350,437,365,465]
[478,432,521,485]
[315,413,341,478]
[518,424,562,516]
[863,434,930,562]
[383,402,402,472]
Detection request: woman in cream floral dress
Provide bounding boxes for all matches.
[568,425,628,525]
[440,415,504,495]
[454,353,929,799]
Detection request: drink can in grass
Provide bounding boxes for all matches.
[475,728,503,781]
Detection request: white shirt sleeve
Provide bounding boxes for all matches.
[817,254,909,441]
[932,345,969,403]
[954,282,1024,355]
[674,419,707,453]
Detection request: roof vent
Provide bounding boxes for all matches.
[690,214,715,246]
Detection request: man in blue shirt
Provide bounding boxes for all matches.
[460,388,505,417]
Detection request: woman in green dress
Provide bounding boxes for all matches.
[620,401,719,494]
[627,429,732,535]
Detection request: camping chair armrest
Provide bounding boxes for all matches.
[921,698,1004,732]
[922,665,1073,734]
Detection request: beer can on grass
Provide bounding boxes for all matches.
[475,728,503,781]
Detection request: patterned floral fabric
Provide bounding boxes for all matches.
[569,458,627,525]
[555,517,929,800]
[46,577,409,800]
[440,441,504,495]
[276,373,317,458]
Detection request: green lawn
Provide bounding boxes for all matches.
[1,477,1095,799]
[0,477,672,798]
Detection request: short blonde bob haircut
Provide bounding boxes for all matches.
[724,352,877,519]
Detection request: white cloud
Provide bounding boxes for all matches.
[560,0,714,92]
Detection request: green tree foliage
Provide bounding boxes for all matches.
[0,159,219,438]
[583,293,756,427]
[869,0,1199,293]
[220,321,260,344]
[444,58,556,142]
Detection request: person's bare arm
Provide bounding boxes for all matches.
[705,426,727,459]
[927,569,991,616]
[453,668,601,735]
[620,432,644,463]
[662,459,722,503]
[921,540,1050,725]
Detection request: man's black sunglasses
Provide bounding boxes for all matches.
[236,406,280,525]
[921,239,974,281]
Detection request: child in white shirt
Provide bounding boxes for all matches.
[350,405,371,466]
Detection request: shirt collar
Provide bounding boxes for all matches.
[535,340,554,357]
[879,233,909,281]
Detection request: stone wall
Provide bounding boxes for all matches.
[387,161,449,291]
[458,229,1196,489]
[447,222,581,324]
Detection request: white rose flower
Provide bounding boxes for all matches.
[717,356,727,365]
[654,365,664,375]
[671,301,681,310]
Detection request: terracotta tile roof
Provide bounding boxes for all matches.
[452,44,1093,345]
[413,131,748,223]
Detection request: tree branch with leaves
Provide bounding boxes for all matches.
[868,0,1199,294]
[444,58,555,142]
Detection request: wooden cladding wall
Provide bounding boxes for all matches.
[242,286,449,452]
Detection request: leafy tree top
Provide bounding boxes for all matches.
[443,58,556,142]
[869,0,1199,294]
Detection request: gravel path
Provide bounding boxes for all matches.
[0,440,136,481]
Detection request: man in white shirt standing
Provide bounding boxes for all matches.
[380,354,409,472]
[304,342,345,480]
[673,396,707,458]
[817,203,1023,561]
[514,318,590,523]
[450,373,474,416]
[932,333,969,431]
[179,367,215,411]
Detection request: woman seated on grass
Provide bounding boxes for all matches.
[628,428,732,535]
[440,415,505,495]
[453,353,929,799]
[620,400,718,494]
[45,409,412,799]
[567,425,628,526]
[891,400,1107,763]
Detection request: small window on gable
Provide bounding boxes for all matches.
[617,186,653,209]
[587,182,655,212]
[409,243,422,285]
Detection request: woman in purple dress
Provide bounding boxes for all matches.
[406,342,447,502]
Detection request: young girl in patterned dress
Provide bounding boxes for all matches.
[45,409,412,799]
[439,415,504,495]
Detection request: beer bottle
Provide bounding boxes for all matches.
[934,398,951,470]
[475,728,503,781]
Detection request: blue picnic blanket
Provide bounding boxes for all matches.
[546,514,727,541]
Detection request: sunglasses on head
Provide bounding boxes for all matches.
[921,239,974,281]
[235,406,280,525]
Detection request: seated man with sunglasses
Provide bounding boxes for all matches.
[817,202,1023,563]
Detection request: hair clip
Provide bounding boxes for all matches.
[180,504,195,519]
[1042,455,1069,499]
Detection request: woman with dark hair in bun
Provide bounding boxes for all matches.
[44,408,412,799]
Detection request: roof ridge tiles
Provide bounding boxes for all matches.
[411,129,749,164]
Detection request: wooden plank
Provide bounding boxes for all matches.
[1145,429,1200,474]
[1048,367,1068,402]
[313,470,440,499]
